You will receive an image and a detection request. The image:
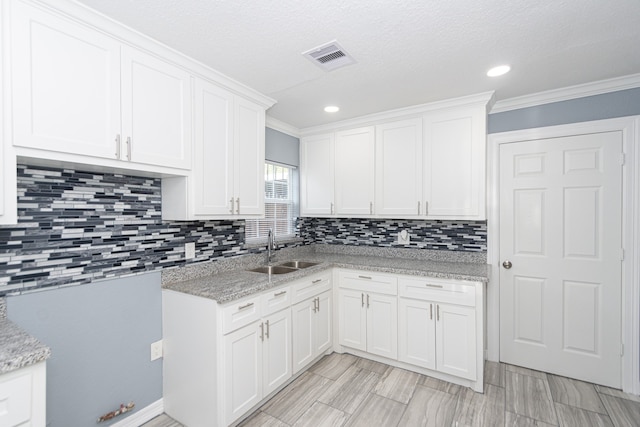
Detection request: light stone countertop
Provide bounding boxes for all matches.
[0,318,51,374]
[162,245,490,304]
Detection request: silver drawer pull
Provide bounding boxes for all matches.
[358,275,372,280]
[312,279,322,284]
[425,284,444,288]
[238,302,254,310]
[274,290,287,297]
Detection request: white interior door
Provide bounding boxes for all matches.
[499,131,623,388]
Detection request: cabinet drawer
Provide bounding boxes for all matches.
[338,270,397,295]
[398,277,476,306]
[291,273,332,304]
[222,295,262,334]
[261,286,291,316]
[0,370,32,427]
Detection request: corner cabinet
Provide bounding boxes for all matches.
[300,133,335,216]
[161,78,266,220]
[334,127,375,216]
[10,0,192,170]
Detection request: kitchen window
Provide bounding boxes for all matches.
[246,162,297,242]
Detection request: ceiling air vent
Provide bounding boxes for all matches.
[302,40,356,72]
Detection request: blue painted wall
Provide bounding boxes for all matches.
[7,273,162,427]
[488,87,640,133]
[266,127,299,166]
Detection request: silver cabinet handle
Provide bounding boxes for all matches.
[358,275,372,280]
[316,297,320,312]
[265,320,270,339]
[437,304,440,321]
[418,201,420,215]
[236,197,240,214]
[260,322,264,341]
[426,284,443,288]
[274,290,287,297]
[361,293,365,307]
[313,297,318,313]
[425,201,429,216]
[312,279,322,284]
[366,293,370,308]
[330,202,334,215]
[126,136,132,161]
[238,302,254,310]
[430,303,433,320]
[370,201,373,214]
[229,198,234,214]
[115,134,121,159]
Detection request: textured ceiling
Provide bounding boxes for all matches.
[76,0,640,129]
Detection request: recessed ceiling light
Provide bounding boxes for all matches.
[324,106,340,113]
[487,65,511,77]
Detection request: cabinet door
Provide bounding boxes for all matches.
[375,118,423,217]
[366,293,398,359]
[423,106,485,219]
[234,97,265,216]
[224,321,263,425]
[300,134,335,216]
[291,299,315,374]
[11,1,121,159]
[335,127,375,215]
[314,291,333,355]
[338,289,367,351]
[435,303,476,380]
[398,298,435,369]
[193,78,235,216]
[263,309,292,395]
[121,46,192,169]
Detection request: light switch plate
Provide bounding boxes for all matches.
[151,340,163,361]
[185,242,195,260]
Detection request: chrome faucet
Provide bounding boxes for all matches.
[267,228,276,264]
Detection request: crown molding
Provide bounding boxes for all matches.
[265,116,300,138]
[300,91,495,137]
[491,73,640,114]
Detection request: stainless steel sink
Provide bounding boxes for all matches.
[247,265,297,275]
[277,261,319,269]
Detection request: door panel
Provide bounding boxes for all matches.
[338,289,366,351]
[500,131,622,388]
[315,292,333,355]
[398,298,435,369]
[366,294,398,359]
[263,310,291,395]
[291,300,314,373]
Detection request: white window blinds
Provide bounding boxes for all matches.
[246,163,296,242]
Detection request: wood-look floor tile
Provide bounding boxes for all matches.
[506,364,549,380]
[143,414,184,427]
[239,411,290,427]
[398,385,457,427]
[547,374,607,414]
[506,371,558,425]
[454,383,506,426]
[318,366,380,414]
[344,393,406,427]
[599,393,640,427]
[354,357,390,375]
[417,375,463,395]
[554,403,613,427]
[505,411,557,426]
[262,371,333,425]
[293,401,348,427]
[485,360,506,388]
[596,385,640,404]
[374,367,420,404]
[310,352,358,380]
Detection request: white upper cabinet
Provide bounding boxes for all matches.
[10,1,192,171]
[335,127,375,216]
[375,118,423,217]
[423,106,486,219]
[11,1,121,160]
[300,133,335,216]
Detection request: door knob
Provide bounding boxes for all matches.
[502,260,512,269]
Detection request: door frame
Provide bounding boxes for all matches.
[486,116,640,394]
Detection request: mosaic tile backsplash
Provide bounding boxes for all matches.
[298,217,486,252]
[0,164,485,295]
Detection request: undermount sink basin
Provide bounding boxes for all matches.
[277,261,319,269]
[248,265,297,275]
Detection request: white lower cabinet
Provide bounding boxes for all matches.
[0,361,46,427]
[338,271,398,360]
[224,308,291,425]
[292,290,332,374]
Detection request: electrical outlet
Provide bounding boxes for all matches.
[398,229,410,244]
[150,340,163,361]
[185,242,195,260]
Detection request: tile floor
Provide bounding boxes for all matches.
[144,352,640,427]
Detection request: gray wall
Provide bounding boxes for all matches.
[488,87,640,133]
[266,127,299,166]
[7,273,162,427]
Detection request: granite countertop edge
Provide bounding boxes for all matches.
[0,318,51,375]
[163,253,490,304]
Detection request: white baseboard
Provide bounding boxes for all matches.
[111,398,164,427]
